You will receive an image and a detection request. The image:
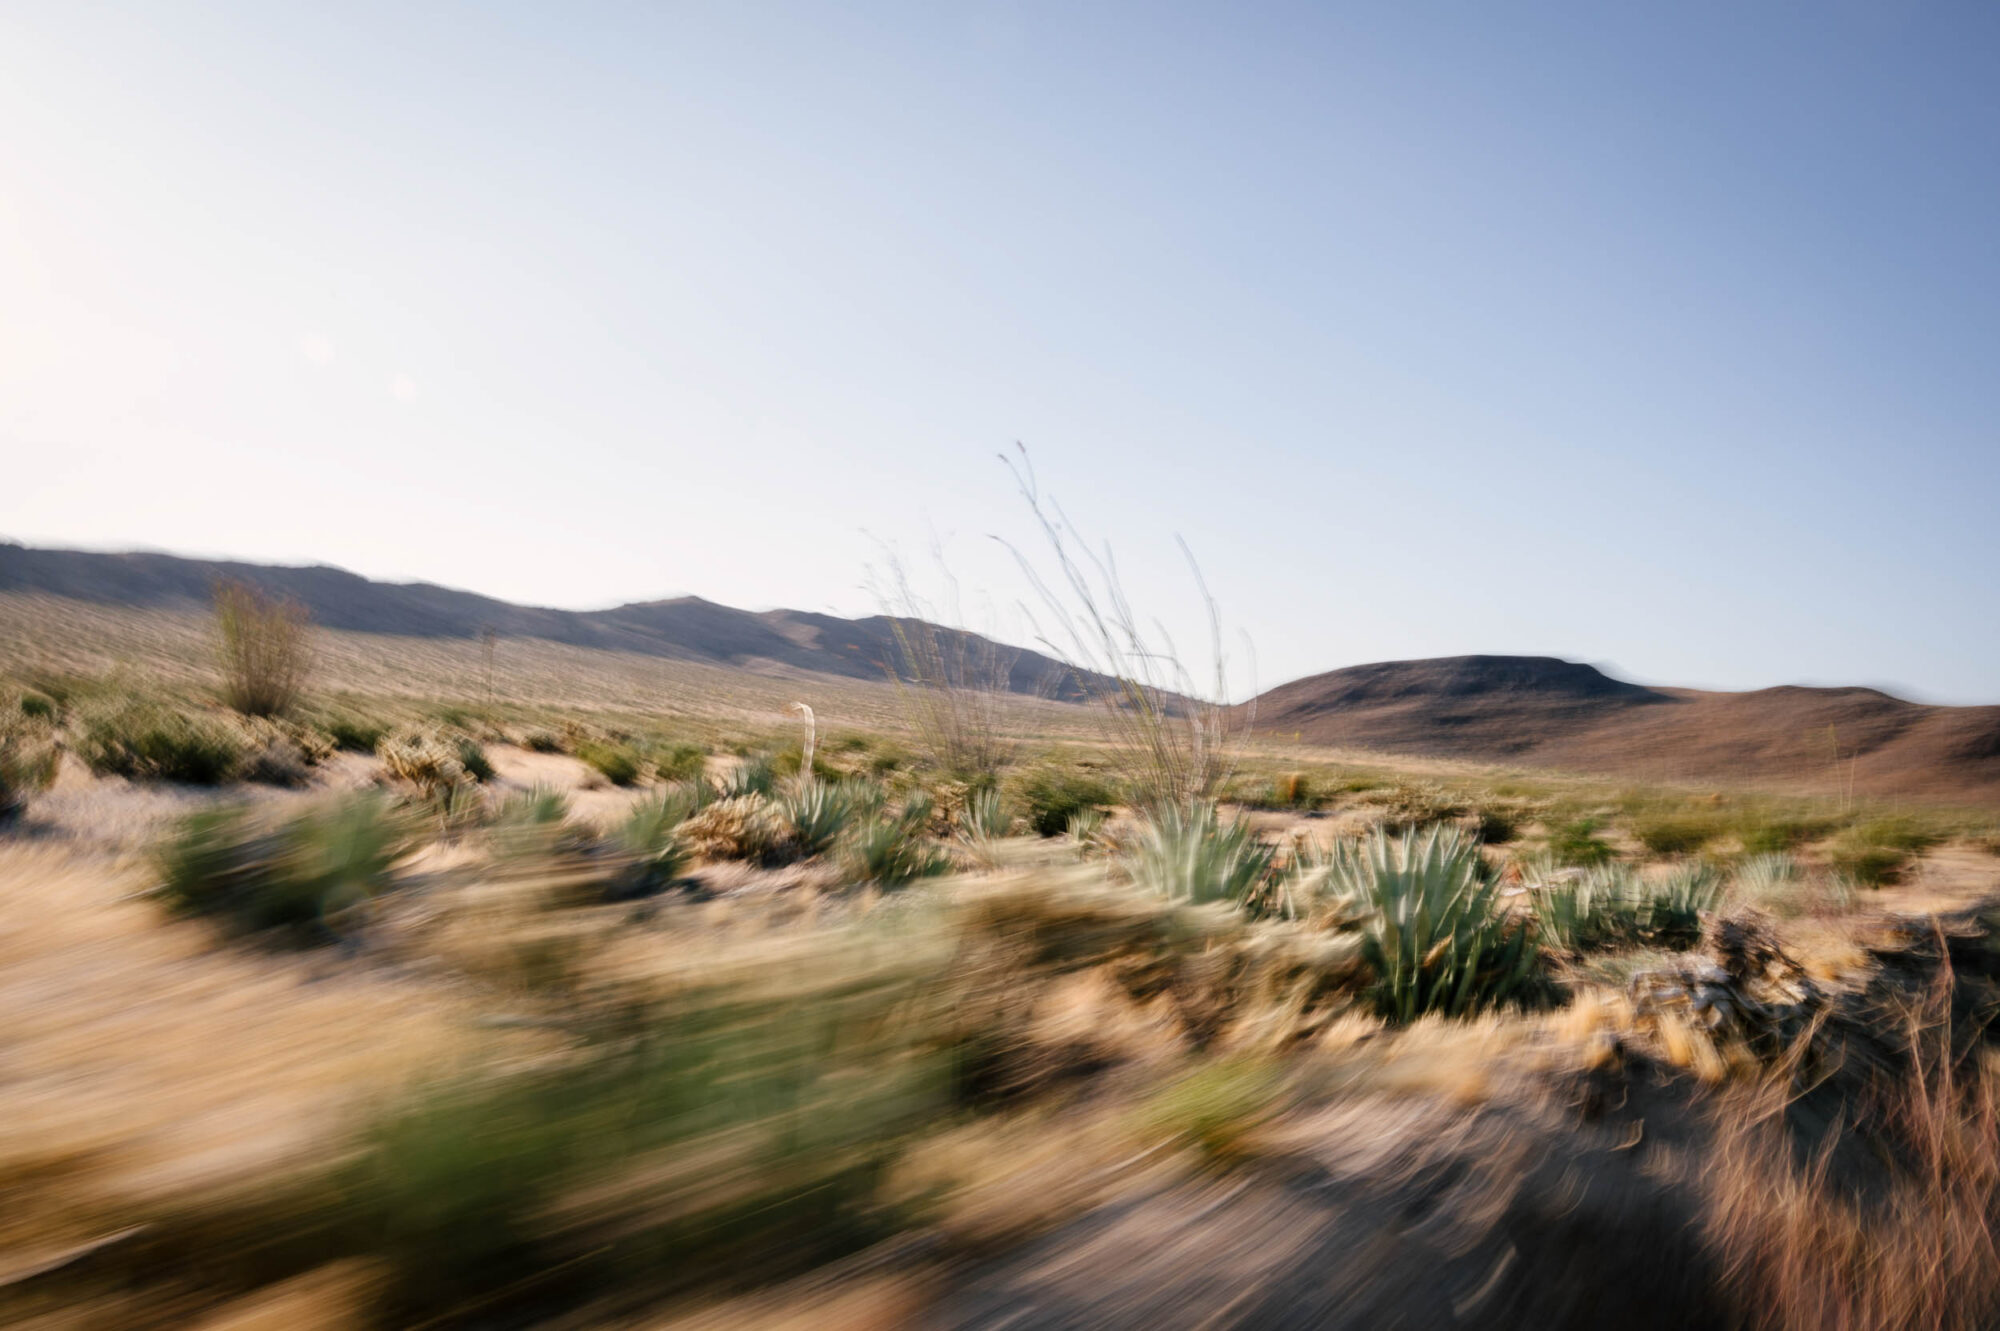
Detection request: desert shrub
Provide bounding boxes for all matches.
[1329,825,1543,1021]
[213,578,311,717]
[1827,818,1937,887]
[1229,771,1316,811]
[377,730,465,794]
[522,728,565,754]
[1367,781,1468,829]
[653,740,707,782]
[1632,811,1724,856]
[577,739,642,787]
[1737,814,1839,855]
[322,713,388,753]
[844,808,951,887]
[1473,807,1518,844]
[1547,817,1617,866]
[1014,766,1117,838]
[1531,862,1722,953]
[453,735,495,783]
[239,736,311,788]
[17,691,57,721]
[79,703,245,785]
[777,782,857,858]
[1125,801,1275,909]
[155,793,411,943]
[339,949,945,1325]
[0,727,59,821]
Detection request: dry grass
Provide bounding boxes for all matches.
[1704,968,2000,1331]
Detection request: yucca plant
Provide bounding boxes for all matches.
[955,787,1012,866]
[1528,861,1723,954]
[1124,800,1275,909]
[1065,807,1108,858]
[606,797,691,897]
[778,781,857,858]
[490,785,587,861]
[1331,825,1541,1022]
[1647,862,1725,946]
[1734,852,1799,899]
[720,755,777,800]
[844,814,951,888]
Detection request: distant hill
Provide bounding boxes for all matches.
[0,542,1091,699]
[1244,655,2000,806]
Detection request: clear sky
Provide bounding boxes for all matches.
[4,3,1996,702]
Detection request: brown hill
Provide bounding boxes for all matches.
[0,542,1088,699]
[1246,655,2000,807]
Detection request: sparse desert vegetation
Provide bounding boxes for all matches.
[6,589,2000,1330]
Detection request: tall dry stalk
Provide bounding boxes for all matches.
[870,543,1022,781]
[997,445,1250,808]
[212,578,311,717]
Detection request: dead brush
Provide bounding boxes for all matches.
[212,578,311,718]
[681,793,796,865]
[1703,949,2000,1331]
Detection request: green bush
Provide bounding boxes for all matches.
[155,793,412,943]
[1125,800,1275,909]
[1473,807,1518,844]
[577,739,642,787]
[322,712,388,753]
[1736,814,1838,855]
[17,691,57,722]
[80,704,245,785]
[653,740,707,783]
[339,958,942,1325]
[1826,817,1939,887]
[1328,825,1543,1022]
[1014,767,1117,838]
[1546,817,1616,867]
[522,728,565,754]
[454,735,496,783]
[1631,811,1722,856]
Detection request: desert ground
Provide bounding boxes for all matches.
[4,589,2000,1330]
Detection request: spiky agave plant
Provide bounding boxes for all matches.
[955,787,1013,867]
[1528,861,1723,953]
[607,796,692,896]
[1330,824,1541,1022]
[1125,800,1275,909]
[843,814,952,888]
[778,780,856,858]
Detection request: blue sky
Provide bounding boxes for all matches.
[3,3,1996,701]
